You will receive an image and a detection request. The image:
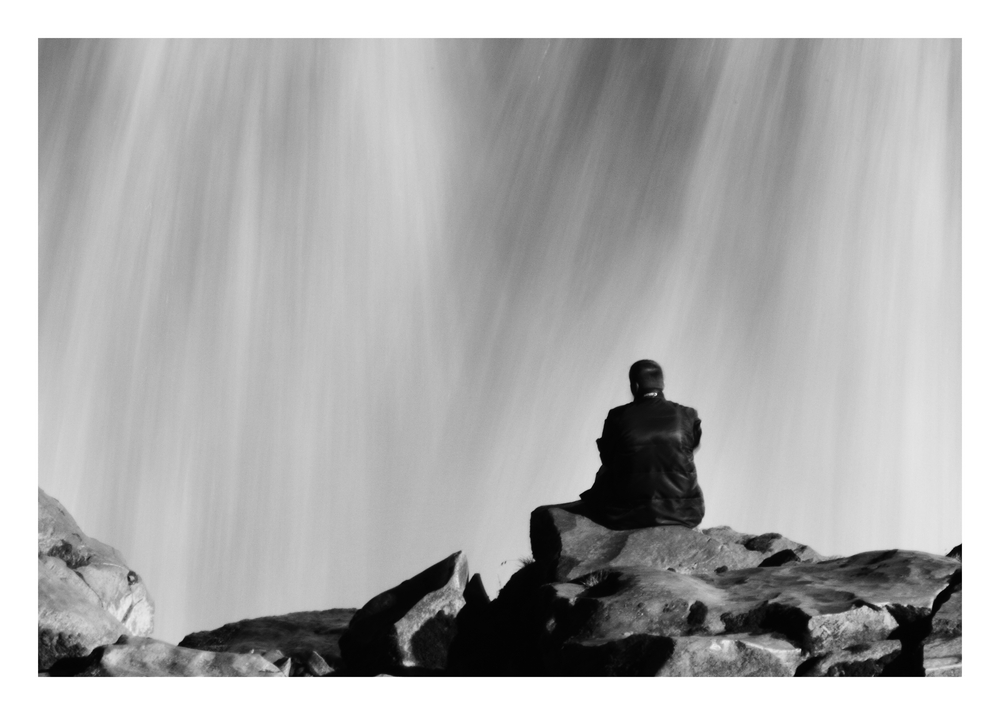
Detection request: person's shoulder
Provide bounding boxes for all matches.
[607,403,630,418]
[664,399,699,418]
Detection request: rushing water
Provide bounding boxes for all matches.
[39,39,960,644]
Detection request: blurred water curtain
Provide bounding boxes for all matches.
[39,39,960,643]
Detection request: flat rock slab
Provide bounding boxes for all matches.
[83,637,284,677]
[530,503,821,581]
[540,549,957,665]
[340,551,468,674]
[179,608,356,670]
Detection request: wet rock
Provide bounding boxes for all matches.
[38,488,154,671]
[798,640,902,676]
[179,607,355,670]
[530,504,821,581]
[339,551,468,674]
[82,636,285,676]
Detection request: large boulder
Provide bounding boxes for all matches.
[339,551,469,674]
[179,607,356,673]
[81,636,284,677]
[38,556,129,671]
[530,503,822,581]
[527,506,959,677]
[38,488,154,671]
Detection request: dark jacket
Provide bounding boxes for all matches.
[580,393,705,529]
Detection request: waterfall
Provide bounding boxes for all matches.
[39,39,960,643]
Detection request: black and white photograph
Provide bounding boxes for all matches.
[24,6,985,696]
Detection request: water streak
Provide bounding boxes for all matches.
[39,39,960,643]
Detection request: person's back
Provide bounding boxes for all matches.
[580,360,705,529]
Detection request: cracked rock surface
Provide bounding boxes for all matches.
[38,488,154,672]
[523,506,961,676]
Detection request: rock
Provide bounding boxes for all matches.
[275,656,293,676]
[549,632,803,676]
[701,526,823,563]
[82,636,285,676]
[306,650,334,676]
[447,572,495,675]
[758,549,800,567]
[535,548,957,674]
[923,578,961,676]
[339,551,469,674]
[463,573,490,609]
[179,607,355,671]
[798,640,902,676]
[548,634,675,675]
[658,634,804,676]
[38,488,154,671]
[923,636,962,677]
[945,544,961,561]
[530,503,822,581]
[261,649,284,663]
[38,556,128,671]
[930,582,962,640]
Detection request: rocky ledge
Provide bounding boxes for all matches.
[511,503,962,676]
[39,490,961,677]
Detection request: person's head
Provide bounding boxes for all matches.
[629,359,664,398]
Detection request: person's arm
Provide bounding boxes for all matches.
[690,410,702,452]
[596,412,617,465]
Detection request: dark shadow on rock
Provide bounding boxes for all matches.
[469,560,551,676]
[407,612,456,672]
[44,646,106,677]
[742,533,782,553]
[339,552,466,675]
[882,606,933,676]
[759,549,800,567]
[447,573,495,675]
[550,634,675,676]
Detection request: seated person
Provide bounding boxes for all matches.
[579,359,705,529]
